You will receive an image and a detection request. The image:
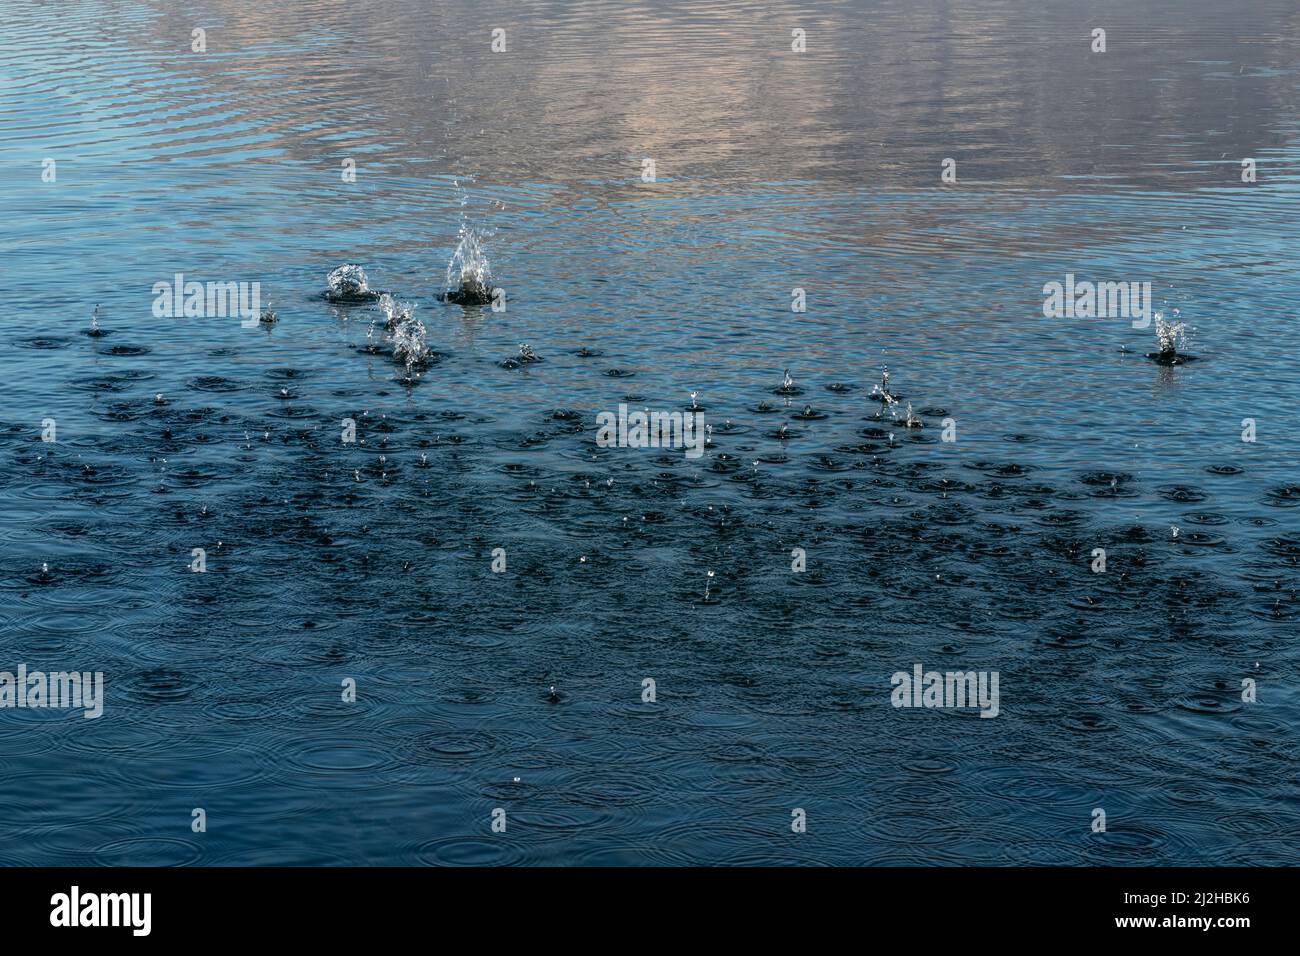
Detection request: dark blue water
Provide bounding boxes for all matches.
[1,0,1298,865]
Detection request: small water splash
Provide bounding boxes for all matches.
[774,368,801,395]
[85,303,109,337]
[441,224,495,305]
[499,343,541,369]
[325,264,380,303]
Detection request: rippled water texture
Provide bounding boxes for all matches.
[1,0,1299,865]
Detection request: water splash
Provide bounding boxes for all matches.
[325,264,379,303]
[441,224,495,305]
[774,368,801,395]
[377,293,410,330]
[1156,311,1185,354]
[85,303,109,337]
[388,303,430,380]
[870,364,900,404]
[1148,310,1196,365]
[499,343,541,369]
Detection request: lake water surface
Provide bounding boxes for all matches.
[1,0,1298,865]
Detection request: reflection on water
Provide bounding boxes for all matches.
[1,0,1298,865]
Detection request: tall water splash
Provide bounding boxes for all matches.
[1148,309,1196,365]
[441,224,494,305]
[1155,310,1186,356]
[377,293,408,330]
[871,364,899,405]
[86,303,108,337]
[385,299,429,379]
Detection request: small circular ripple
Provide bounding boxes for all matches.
[93,837,203,867]
[1263,484,1300,507]
[414,836,528,866]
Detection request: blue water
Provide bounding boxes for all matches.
[1,0,1298,865]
